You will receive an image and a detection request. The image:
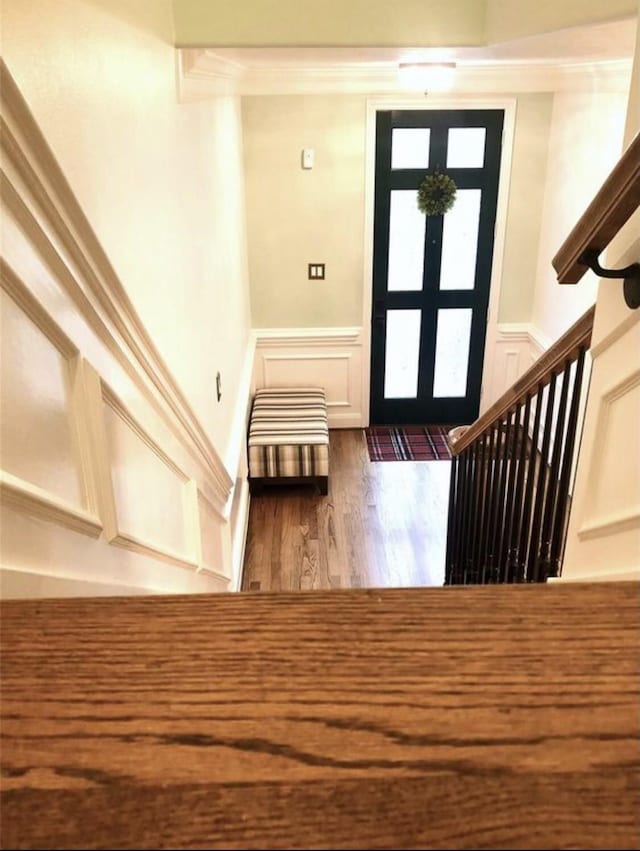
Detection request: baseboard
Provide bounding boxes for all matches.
[549,568,639,583]
[230,478,251,592]
[253,327,365,428]
[224,332,257,479]
[0,566,165,600]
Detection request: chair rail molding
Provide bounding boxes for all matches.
[253,327,365,428]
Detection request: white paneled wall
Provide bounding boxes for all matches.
[0,62,250,597]
[482,323,551,411]
[253,328,365,427]
[253,323,548,429]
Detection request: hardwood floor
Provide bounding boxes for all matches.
[242,429,450,591]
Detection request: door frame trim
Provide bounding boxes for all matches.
[361,96,517,427]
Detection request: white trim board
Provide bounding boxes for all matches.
[179,51,633,99]
[0,566,165,600]
[362,97,517,426]
[549,568,639,583]
[223,331,257,485]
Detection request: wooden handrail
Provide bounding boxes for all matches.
[2,583,639,848]
[453,305,594,455]
[553,131,640,284]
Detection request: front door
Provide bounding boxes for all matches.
[370,109,504,425]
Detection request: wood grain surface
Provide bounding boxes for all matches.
[1,582,639,850]
[243,429,450,591]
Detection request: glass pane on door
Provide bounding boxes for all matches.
[384,309,422,399]
[432,308,472,398]
[391,128,431,169]
[387,191,426,292]
[440,189,481,291]
[447,127,486,168]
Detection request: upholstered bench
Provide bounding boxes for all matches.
[248,387,329,495]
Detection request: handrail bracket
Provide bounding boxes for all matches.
[579,249,640,310]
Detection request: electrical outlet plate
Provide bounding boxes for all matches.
[308,263,325,280]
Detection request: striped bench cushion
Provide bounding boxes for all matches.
[248,388,329,478]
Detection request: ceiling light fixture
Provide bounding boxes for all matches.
[398,62,457,91]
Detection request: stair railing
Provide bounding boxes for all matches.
[445,307,594,585]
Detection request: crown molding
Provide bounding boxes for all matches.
[178,50,633,100]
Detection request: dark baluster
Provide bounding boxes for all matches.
[550,347,587,577]
[444,455,457,585]
[448,451,465,585]
[486,418,505,580]
[481,423,500,582]
[507,393,532,581]
[518,383,544,581]
[476,430,493,583]
[459,445,471,584]
[467,439,484,583]
[492,411,512,581]
[453,452,466,586]
[537,359,572,580]
[499,401,523,582]
[471,435,488,583]
[527,374,557,582]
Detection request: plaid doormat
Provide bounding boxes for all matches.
[365,426,452,462]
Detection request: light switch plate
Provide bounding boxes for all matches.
[302,148,314,169]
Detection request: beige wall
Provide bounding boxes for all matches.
[243,93,553,329]
[531,90,628,342]
[1,0,251,462]
[498,94,553,322]
[243,95,366,327]
[485,0,637,43]
[171,0,635,47]
[172,0,485,47]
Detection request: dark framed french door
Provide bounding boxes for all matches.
[370,109,504,425]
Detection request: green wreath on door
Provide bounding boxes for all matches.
[417,172,458,216]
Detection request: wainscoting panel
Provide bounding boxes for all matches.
[101,387,198,569]
[0,265,102,539]
[0,60,249,598]
[253,328,364,427]
[577,367,640,543]
[563,315,640,580]
[482,324,547,411]
[197,490,232,581]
